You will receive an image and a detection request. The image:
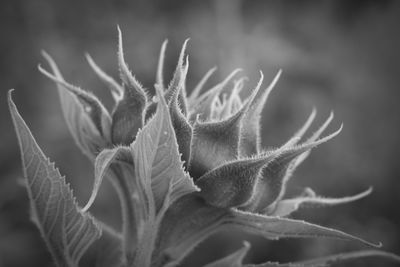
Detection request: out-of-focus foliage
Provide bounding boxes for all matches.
[1,1,400,266]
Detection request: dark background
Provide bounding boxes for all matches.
[1,0,399,266]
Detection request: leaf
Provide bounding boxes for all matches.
[244,250,400,267]
[154,195,229,267]
[188,85,258,180]
[239,70,281,156]
[268,187,373,217]
[273,112,336,206]
[189,69,242,122]
[154,193,381,267]
[188,66,217,105]
[131,85,198,213]
[281,108,317,149]
[82,146,132,212]
[8,90,101,267]
[164,40,190,116]
[38,63,111,140]
[40,52,110,159]
[196,155,274,208]
[204,241,250,267]
[117,26,148,102]
[113,27,148,145]
[85,53,123,102]
[210,77,245,121]
[244,126,343,213]
[225,209,380,247]
[167,79,193,167]
[156,40,168,90]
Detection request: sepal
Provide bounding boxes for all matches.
[244,126,343,213]
[113,26,148,145]
[196,155,275,208]
[267,187,372,217]
[39,52,111,158]
[239,70,281,156]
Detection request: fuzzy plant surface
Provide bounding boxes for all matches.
[8,28,400,267]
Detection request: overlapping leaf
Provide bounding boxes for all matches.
[131,86,198,214]
[269,187,372,217]
[39,52,110,159]
[8,90,101,267]
[154,195,380,267]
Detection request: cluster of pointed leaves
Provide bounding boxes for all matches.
[8,28,400,267]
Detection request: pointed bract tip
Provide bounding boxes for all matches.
[7,89,15,102]
[178,39,190,64]
[41,49,51,59]
[267,69,282,93]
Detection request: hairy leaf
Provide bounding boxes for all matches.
[239,70,281,156]
[82,146,132,212]
[112,27,148,145]
[167,72,193,167]
[281,108,317,148]
[38,63,111,140]
[156,40,168,90]
[225,209,380,247]
[188,84,257,180]
[40,52,110,159]
[155,194,380,267]
[85,53,123,102]
[154,195,228,267]
[245,126,343,213]
[131,86,198,213]
[188,66,217,105]
[189,69,242,121]
[268,187,372,217]
[8,90,101,266]
[164,39,189,115]
[274,112,335,205]
[196,155,274,208]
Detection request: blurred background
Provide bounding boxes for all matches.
[1,0,400,266]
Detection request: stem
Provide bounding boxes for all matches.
[133,220,158,267]
[109,164,138,266]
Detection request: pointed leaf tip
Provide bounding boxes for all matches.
[38,64,111,138]
[189,68,242,121]
[156,39,169,90]
[82,146,132,212]
[189,66,218,104]
[239,70,281,156]
[244,127,342,213]
[270,187,373,217]
[131,83,197,213]
[8,89,101,266]
[283,107,317,148]
[116,26,148,101]
[85,53,123,102]
[226,209,382,248]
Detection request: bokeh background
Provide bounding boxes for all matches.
[1,0,399,266]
